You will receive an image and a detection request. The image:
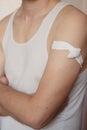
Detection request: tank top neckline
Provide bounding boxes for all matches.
[10,1,69,46]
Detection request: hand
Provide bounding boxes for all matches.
[0,75,9,85]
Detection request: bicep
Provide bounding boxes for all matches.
[35,49,81,106]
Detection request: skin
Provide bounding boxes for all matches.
[0,0,87,129]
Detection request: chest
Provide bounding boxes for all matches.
[4,38,48,93]
[13,16,45,44]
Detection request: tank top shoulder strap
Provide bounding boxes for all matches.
[38,1,71,38]
[2,10,17,46]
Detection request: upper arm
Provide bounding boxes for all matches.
[30,9,87,127]
[0,22,5,76]
[0,15,11,76]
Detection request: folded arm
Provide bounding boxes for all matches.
[0,8,87,129]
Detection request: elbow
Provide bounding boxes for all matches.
[25,114,47,129]
[29,120,43,129]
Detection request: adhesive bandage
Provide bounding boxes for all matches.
[52,41,83,67]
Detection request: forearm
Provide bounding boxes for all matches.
[0,83,60,129]
[0,105,9,116]
[0,80,70,129]
[0,83,34,126]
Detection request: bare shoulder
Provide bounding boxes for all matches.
[52,5,87,68]
[63,5,87,31]
[58,5,87,27]
[53,5,87,51]
[54,5,87,43]
[0,14,12,43]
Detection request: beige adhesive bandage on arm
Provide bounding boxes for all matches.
[52,41,83,67]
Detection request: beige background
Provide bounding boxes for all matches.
[0,0,21,20]
[0,0,87,20]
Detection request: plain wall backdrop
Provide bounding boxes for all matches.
[0,0,21,20]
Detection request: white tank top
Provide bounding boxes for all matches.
[1,1,87,130]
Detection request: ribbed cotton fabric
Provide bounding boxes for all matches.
[1,1,87,130]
